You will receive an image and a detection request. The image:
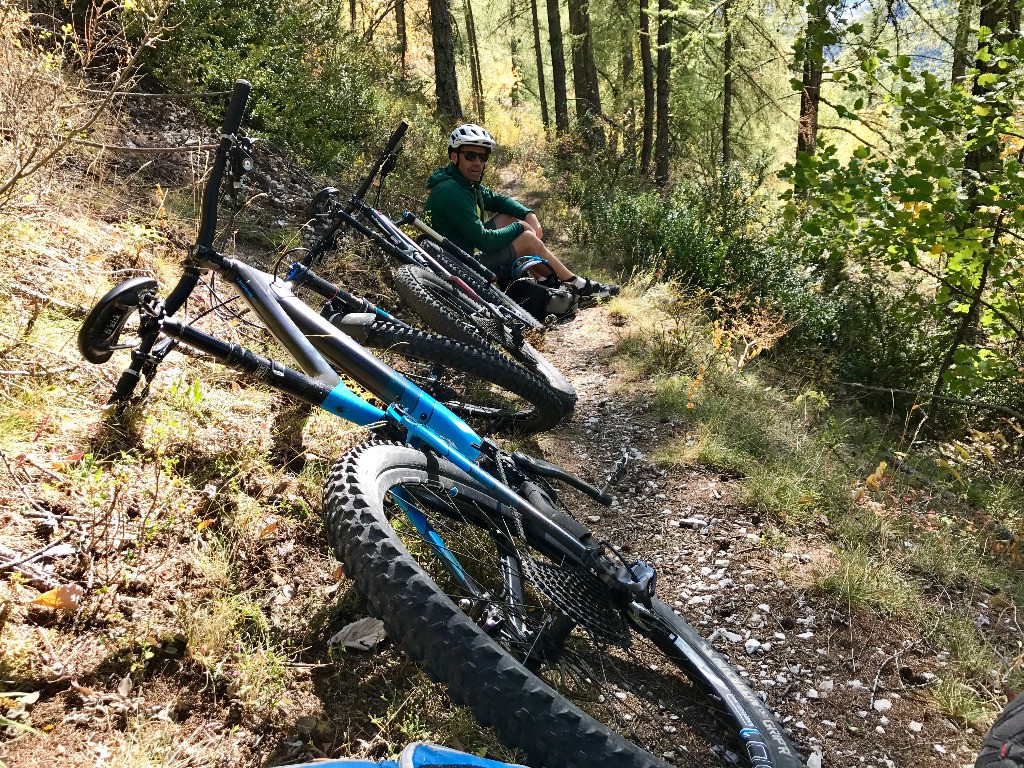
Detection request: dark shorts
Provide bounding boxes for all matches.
[477,217,518,278]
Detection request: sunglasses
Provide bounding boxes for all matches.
[460,150,490,162]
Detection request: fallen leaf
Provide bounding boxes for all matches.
[331,564,344,581]
[865,461,888,492]
[258,520,280,538]
[197,519,216,530]
[33,583,85,611]
[69,679,96,697]
[327,617,386,651]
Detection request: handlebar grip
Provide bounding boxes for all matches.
[383,121,409,155]
[221,80,251,136]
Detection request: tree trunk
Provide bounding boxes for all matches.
[396,0,408,73]
[350,0,357,30]
[429,0,464,121]
[567,0,604,146]
[951,0,976,85]
[639,0,654,174]
[655,0,672,185]
[546,0,570,132]
[530,0,550,128]
[721,0,732,165]
[795,0,827,190]
[621,29,636,165]
[932,0,1017,402]
[509,0,522,106]
[465,0,485,119]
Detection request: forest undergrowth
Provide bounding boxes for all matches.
[1,4,1023,765]
[2,111,1020,766]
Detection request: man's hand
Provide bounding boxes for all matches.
[524,212,544,240]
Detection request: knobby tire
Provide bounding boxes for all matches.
[323,443,803,768]
[976,693,1024,767]
[393,265,576,412]
[362,321,567,433]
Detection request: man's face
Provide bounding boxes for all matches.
[451,143,490,182]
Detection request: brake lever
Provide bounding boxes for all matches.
[510,451,612,506]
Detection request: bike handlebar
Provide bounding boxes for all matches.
[352,120,408,204]
[108,80,251,405]
[196,80,251,254]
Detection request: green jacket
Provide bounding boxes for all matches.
[423,164,532,254]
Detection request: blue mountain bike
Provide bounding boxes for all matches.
[76,81,803,768]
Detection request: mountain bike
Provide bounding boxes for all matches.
[78,134,564,436]
[77,81,803,768]
[299,125,578,413]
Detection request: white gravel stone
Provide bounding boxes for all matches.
[873,698,893,713]
[807,688,819,699]
[933,744,946,754]
[745,639,762,655]
[909,721,923,733]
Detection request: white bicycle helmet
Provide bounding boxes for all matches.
[448,123,496,152]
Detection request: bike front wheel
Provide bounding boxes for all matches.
[323,443,803,768]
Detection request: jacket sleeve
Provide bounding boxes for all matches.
[481,185,533,220]
[443,185,525,252]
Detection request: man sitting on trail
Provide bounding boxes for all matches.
[423,123,619,299]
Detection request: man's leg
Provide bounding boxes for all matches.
[488,214,570,278]
[495,214,620,296]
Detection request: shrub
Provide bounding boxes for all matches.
[143,0,387,170]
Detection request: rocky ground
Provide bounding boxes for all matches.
[536,305,990,768]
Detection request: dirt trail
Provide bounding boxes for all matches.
[535,303,982,768]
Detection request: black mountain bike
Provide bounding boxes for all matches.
[300,124,578,413]
[78,82,803,768]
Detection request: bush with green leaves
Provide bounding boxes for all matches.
[144,0,387,170]
[783,26,1024,407]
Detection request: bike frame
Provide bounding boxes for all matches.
[156,247,596,566]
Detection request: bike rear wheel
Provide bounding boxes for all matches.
[359,321,567,433]
[427,249,543,332]
[323,443,803,768]
[394,264,496,348]
[393,265,576,412]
